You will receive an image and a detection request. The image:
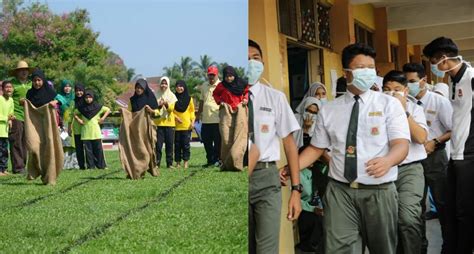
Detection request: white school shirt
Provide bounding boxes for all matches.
[311,90,410,185]
[400,100,428,165]
[250,82,300,162]
[448,63,474,160]
[418,91,453,140]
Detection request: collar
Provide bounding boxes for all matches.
[344,89,370,104]
[249,81,263,98]
[450,62,467,84]
[209,79,221,87]
[419,90,431,104]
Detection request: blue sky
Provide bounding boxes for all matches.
[42,0,248,77]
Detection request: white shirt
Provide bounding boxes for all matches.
[401,100,428,165]
[418,91,453,140]
[250,82,300,162]
[311,90,410,184]
[449,63,474,160]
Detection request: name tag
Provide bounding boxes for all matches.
[368,111,382,117]
[427,110,436,115]
[259,107,272,112]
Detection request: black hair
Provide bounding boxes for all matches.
[402,63,426,79]
[422,37,458,59]
[383,70,407,86]
[2,80,12,89]
[341,43,376,69]
[249,39,263,57]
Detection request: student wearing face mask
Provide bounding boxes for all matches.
[247,39,302,254]
[295,82,328,113]
[423,36,474,254]
[402,62,452,254]
[383,70,428,254]
[294,43,410,253]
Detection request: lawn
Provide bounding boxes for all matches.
[0,148,248,253]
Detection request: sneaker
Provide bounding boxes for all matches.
[214,161,223,167]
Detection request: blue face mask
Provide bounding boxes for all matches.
[431,55,463,78]
[407,82,422,97]
[319,98,328,105]
[346,68,377,92]
[247,60,264,85]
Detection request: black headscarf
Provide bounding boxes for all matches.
[26,69,57,108]
[74,82,85,109]
[130,79,159,112]
[222,66,247,96]
[174,80,191,113]
[78,90,102,120]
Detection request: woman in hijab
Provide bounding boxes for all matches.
[295,82,327,113]
[293,97,321,150]
[26,69,57,108]
[129,78,159,114]
[155,76,177,169]
[70,83,86,169]
[74,90,110,169]
[212,66,249,110]
[173,80,195,169]
[55,80,75,117]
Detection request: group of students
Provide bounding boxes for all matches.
[248,37,474,254]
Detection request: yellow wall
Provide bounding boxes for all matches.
[323,49,343,99]
[408,45,414,56]
[389,30,399,45]
[352,4,375,30]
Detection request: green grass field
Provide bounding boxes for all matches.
[0,148,247,253]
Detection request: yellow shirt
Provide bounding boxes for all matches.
[0,96,14,138]
[75,106,110,140]
[154,103,175,127]
[200,80,220,124]
[174,99,195,131]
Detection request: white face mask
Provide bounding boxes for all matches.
[345,68,377,92]
[303,112,317,136]
[247,59,264,85]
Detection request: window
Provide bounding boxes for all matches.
[317,3,331,48]
[278,0,298,39]
[354,22,374,48]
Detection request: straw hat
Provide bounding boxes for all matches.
[9,60,34,76]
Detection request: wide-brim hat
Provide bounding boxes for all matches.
[9,60,34,77]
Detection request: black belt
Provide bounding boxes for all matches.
[330,178,393,189]
[254,161,276,170]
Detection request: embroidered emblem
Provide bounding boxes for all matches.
[458,89,463,98]
[371,127,380,136]
[368,111,383,117]
[261,124,269,133]
[346,146,356,155]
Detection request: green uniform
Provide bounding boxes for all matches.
[75,106,110,140]
[11,78,32,121]
[0,96,14,138]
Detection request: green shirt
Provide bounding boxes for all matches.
[300,169,315,212]
[75,106,110,140]
[0,96,14,138]
[11,78,32,121]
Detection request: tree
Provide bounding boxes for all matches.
[191,54,217,80]
[179,56,193,79]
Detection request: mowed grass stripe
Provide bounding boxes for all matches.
[75,169,248,254]
[58,170,198,254]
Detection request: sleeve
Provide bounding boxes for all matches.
[212,84,223,105]
[189,99,195,121]
[412,104,429,132]
[167,103,175,113]
[439,97,453,131]
[386,97,411,141]
[310,109,330,149]
[275,92,300,138]
[101,106,111,115]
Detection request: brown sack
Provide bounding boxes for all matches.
[24,100,64,185]
[119,108,158,179]
[219,103,248,171]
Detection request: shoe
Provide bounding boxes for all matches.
[214,161,223,167]
[424,211,438,220]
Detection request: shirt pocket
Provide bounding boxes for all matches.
[256,114,276,145]
[363,115,387,140]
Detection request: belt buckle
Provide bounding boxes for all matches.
[350,182,359,189]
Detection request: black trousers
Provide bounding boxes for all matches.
[175,130,191,163]
[297,210,324,253]
[0,138,8,172]
[74,135,85,169]
[201,123,220,164]
[446,159,474,254]
[8,119,27,173]
[156,126,174,167]
[83,139,106,169]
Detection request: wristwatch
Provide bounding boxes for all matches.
[433,138,441,146]
[291,184,303,193]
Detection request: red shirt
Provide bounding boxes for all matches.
[212,83,249,110]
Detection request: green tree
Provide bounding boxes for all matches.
[179,56,193,79]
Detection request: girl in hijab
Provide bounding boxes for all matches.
[173,80,195,169]
[74,90,110,169]
[212,66,249,110]
[293,97,321,150]
[295,82,327,113]
[129,78,159,114]
[55,79,75,117]
[155,76,177,169]
[26,69,58,108]
[71,83,86,169]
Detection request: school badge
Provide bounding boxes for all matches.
[346,146,356,155]
[371,127,380,136]
[261,124,269,133]
[458,89,463,98]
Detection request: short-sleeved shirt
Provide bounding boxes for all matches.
[250,82,300,162]
[11,78,32,121]
[311,90,410,185]
[418,91,452,140]
[200,80,220,124]
[448,63,474,160]
[0,96,14,138]
[401,100,428,165]
[75,106,110,140]
[174,99,195,131]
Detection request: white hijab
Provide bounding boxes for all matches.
[295,82,326,113]
[156,76,178,118]
[293,97,322,149]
